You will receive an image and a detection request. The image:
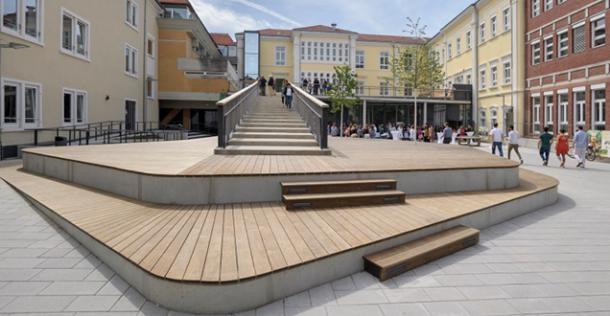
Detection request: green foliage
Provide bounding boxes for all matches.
[328,65,360,113]
[391,44,444,97]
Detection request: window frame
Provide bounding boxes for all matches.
[592,88,606,129]
[479,66,487,89]
[558,93,568,127]
[1,0,44,44]
[490,63,498,87]
[572,22,586,54]
[60,8,91,61]
[503,60,511,84]
[274,46,286,66]
[1,78,42,130]
[62,88,87,126]
[379,51,390,70]
[355,50,364,69]
[545,94,554,126]
[544,36,554,61]
[544,0,553,11]
[532,0,541,17]
[503,8,511,31]
[533,96,541,132]
[574,90,586,127]
[557,30,568,58]
[480,22,486,42]
[532,40,541,65]
[490,15,497,37]
[125,0,138,30]
[591,14,606,48]
[124,43,138,78]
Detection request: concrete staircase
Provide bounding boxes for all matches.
[216,97,331,155]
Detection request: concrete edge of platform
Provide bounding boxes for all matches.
[6,177,558,314]
[22,151,521,205]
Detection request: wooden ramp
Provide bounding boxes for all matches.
[364,225,479,281]
[0,166,557,283]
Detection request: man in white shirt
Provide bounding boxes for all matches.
[573,125,588,168]
[507,125,523,164]
[489,123,504,157]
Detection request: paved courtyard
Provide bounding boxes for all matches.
[0,146,609,316]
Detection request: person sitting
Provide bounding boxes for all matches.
[330,123,339,137]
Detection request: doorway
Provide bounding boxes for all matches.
[125,100,136,130]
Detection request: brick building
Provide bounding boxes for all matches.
[526,0,610,136]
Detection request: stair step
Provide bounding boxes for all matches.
[231,132,315,140]
[364,226,479,281]
[242,118,304,123]
[228,138,319,147]
[239,122,307,128]
[281,179,397,195]
[215,145,331,156]
[282,190,406,210]
[236,126,311,133]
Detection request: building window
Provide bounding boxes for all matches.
[300,42,305,60]
[466,74,472,84]
[573,23,585,53]
[503,60,511,84]
[447,43,452,59]
[1,0,42,43]
[503,8,511,31]
[275,46,286,66]
[480,67,486,89]
[491,109,498,127]
[379,82,389,96]
[490,64,498,87]
[559,93,568,130]
[125,44,137,77]
[146,77,154,99]
[456,38,461,55]
[356,81,365,95]
[326,42,330,61]
[557,0,566,4]
[532,0,541,17]
[533,96,541,132]
[544,37,554,61]
[480,110,487,129]
[574,91,586,126]
[591,15,606,48]
[491,16,497,37]
[61,9,90,59]
[337,43,342,62]
[147,37,155,57]
[480,22,486,42]
[558,31,568,57]
[466,31,471,48]
[1,80,40,128]
[355,50,364,68]
[126,0,138,29]
[379,51,389,70]
[593,89,606,130]
[545,94,554,130]
[544,0,553,11]
[532,41,541,64]
[307,42,312,61]
[63,89,87,125]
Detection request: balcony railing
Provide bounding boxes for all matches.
[304,85,463,100]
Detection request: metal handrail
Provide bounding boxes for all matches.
[289,82,330,149]
[216,79,260,148]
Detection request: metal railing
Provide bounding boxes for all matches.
[304,85,458,100]
[216,80,260,148]
[290,82,330,149]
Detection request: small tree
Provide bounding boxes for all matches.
[328,65,359,136]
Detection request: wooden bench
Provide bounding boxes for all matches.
[363,225,479,281]
[457,136,482,147]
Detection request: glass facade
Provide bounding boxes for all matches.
[244,31,260,81]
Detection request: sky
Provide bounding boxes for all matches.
[191,0,474,39]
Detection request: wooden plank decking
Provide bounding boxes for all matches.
[0,167,557,283]
[23,137,518,176]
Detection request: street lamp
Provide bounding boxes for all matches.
[404,18,427,134]
[0,41,30,160]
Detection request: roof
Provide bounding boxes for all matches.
[211,33,236,46]
[357,34,426,45]
[293,25,358,35]
[258,28,292,37]
[159,0,190,5]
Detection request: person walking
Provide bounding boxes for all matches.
[442,122,452,144]
[267,76,275,96]
[259,76,267,96]
[489,123,504,157]
[555,128,569,168]
[313,78,320,95]
[284,83,294,109]
[573,125,588,168]
[507,125,523,165]
[538,126,553,166]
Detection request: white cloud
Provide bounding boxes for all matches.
[227,0,302,27]
[189,0,276,36]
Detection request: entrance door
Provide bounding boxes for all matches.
[125,100,136,130]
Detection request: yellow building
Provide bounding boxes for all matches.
[430,0,526,134]
[236,25,423,96]
[157,0,239,133]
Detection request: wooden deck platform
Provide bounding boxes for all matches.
[22,137,517,176]
[0,166,557,284]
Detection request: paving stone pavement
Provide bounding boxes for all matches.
[0,146,609,315]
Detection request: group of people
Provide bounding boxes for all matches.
[301,78,332,96]
[258,76,294,109]
[328,121,465,143]
[489,122,590,168]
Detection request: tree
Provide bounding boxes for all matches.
[328,65,359,136]
[391,17,444,97]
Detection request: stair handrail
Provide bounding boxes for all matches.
[289,82,330,149]
[216,79,260,148]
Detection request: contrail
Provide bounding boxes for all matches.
[227,0,303,27]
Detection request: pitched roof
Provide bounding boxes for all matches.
[293,25,357,35]
[211,33,236,46]
[357,34,426,45]
[258,28,292,37]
